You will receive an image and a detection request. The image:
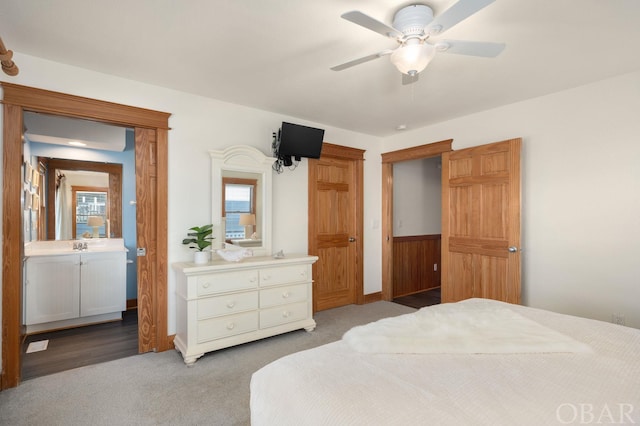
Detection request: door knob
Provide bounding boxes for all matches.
[349,237,356,242]
[508,246,519,253]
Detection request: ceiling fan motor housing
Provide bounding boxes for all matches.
[392,4,434,37]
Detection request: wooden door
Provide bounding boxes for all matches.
[308,144,364,311]
[441,138,521,304]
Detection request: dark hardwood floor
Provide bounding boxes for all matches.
[393,287,441,309]
[22,309,139,381]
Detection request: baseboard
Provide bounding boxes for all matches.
[126,299,137,310]
[363,292,382,304]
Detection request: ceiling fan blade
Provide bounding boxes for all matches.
[435,40,505,57]
[330,50,393,71]
[402,73,419,86]
[341,11,403,39]
[426,0,495,35]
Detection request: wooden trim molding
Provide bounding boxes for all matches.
[382,139,452,163]
[363,292,382,304]
[1,103,23,390]
[1,83,170,389]
[320,142,366,160]
[1,82,170,130]
[381,140,453,302]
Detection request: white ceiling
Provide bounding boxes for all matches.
[2,0,639,137]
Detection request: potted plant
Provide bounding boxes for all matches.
[182,224,214,264]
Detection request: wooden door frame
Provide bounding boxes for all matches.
[380,140,453,301]
[308,142,365,307]
[1,82,171,389]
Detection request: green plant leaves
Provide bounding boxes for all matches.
[182,224,214,251]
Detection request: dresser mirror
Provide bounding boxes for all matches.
[210,145,273,257]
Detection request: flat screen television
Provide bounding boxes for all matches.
[276,122,325,161]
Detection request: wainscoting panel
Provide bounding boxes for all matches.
[392,234,441,298]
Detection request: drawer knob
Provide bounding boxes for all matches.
[263,275,271,281]
[282,311,291,318]
[282,292,290,299]
[227,323,235,330]
[226,301,236,308]
[249,276,257,283]
[202,282,211,288]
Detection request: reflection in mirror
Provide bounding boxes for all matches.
[43,158,123,240]
[222,174,261,246]
[210,146,273,257]
[57,171,109,239]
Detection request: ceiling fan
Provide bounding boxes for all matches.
[331,0,505,84]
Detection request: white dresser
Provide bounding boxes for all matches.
[173,254,317,365]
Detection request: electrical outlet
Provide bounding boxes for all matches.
[612,313,626,326]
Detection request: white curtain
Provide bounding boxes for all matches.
[55,176,72,240]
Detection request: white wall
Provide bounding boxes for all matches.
[383,70,640,328]
[393,157,442,236]
[0,53,384,344]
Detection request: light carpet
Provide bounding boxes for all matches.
[0,301,414,426]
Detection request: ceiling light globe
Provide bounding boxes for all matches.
[390,42,435,75]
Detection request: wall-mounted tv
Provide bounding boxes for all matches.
[276,122,325,161]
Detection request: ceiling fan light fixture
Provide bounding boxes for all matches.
[390,41,435,75]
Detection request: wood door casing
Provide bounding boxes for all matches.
[441,138,522,304]
[308,143,364,311]
[381,140,453,301]
[1,82,170,389]
[135,128,158,353]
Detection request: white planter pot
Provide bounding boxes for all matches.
[193,251,209,264]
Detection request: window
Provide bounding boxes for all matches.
[222,178,256,239]
[72,186,108,238]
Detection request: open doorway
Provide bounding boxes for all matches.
[2,82,171,389]
[391,156,442,309]
[20,118,139,380]
[380,140,453,303]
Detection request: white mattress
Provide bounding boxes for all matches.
[250,299,640,425]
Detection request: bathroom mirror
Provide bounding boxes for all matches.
[42,158,123,241]
[210,145,273,257]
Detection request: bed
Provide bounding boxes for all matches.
[250,298,640,425]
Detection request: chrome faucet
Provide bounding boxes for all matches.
[73,242,89,251]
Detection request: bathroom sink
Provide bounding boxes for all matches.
[25,239,127,257]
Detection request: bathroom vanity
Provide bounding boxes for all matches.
[23,238,127,333]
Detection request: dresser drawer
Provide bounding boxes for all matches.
[259,265,309,287]
[197,311,258,343]
[196,270,258,296]
[260,301,308,329]
[197,291,258,320]
[260,283,307,308]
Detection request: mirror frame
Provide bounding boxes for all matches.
[210,145,273,257]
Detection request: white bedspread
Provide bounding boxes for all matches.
[343,300,592,354]
[251,299,640,425]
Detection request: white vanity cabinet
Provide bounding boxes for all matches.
[79,251,127,316]
[25,255,81,325]
[24,245,127,333]
[173,254,318,365]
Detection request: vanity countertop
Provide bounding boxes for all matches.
[25,238,127,257]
